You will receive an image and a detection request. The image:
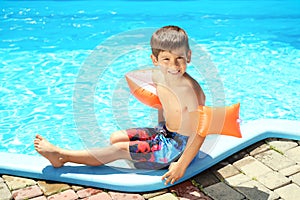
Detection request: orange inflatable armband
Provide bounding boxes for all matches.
[125,70,162,109]
[126,70,242,138]
[192,103,242,138]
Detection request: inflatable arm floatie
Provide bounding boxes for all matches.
[125,70,241,138]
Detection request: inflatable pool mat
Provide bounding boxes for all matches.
[0,119,300,192]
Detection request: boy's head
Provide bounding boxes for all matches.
[150,25,190,59]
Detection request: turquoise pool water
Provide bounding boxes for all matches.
[1,0,299,155]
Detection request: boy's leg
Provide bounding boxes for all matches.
[110,128,157,145]
[110,130,130,144]
[34,134,131,168]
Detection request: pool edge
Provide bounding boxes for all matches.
[1,119,300,192]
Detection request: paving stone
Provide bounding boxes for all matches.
[0,182,12,200]
[274,183,300,200]
[267,139,298,153]
[265,138,278,143]
[47,189,78,200]
[2,175,36,190]
[213,164,241,180]
[193,169,220,188]
[254,150,295,171]
[246,141,270,156]
[82,192,112,200]
[279,164,300,176]
[290,172,300,186]
[170,180,210,200]
[225,173,251,187]
[148,193,177,200]
[142,189,168,199]
[12,185,43,200]
[77,188,102,198]
[204,182,244,200]
[256,171,290,190]
[37,181,70,196]
[71,185,84,191]
[226,150,249,163]
[233,156,272,178]
[285,146,300,163]
[109,191,145,200]
[30,196,47,200]
[235,180,279,200]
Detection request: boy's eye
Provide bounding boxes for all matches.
[163,58,170,61]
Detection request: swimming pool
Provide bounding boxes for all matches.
[1,0,300,156]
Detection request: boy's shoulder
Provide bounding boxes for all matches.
[185,73,205,105]
[184,73,200,86]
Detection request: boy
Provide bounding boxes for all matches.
[34,25,206,185]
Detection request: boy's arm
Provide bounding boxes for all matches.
[161,110,205,185]
[158,108,165,123]
[162,80,205,185]
[162,133,205,185]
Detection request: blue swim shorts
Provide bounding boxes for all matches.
[127,123,189,170]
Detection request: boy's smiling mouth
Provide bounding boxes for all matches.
[168,70,180,75]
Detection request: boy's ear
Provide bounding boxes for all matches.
[187,50,192,63]
[151,54,159,66]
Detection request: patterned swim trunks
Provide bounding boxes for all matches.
[127,123,189,170]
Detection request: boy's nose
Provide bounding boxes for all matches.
[170,60,180,68]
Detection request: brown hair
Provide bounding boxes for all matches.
[150,25,190,58]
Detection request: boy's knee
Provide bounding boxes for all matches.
[110,130,128,144]
[109,131,118,144]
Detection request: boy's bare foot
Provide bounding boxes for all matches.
[34,134,65,168]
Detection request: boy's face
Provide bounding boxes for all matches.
[151,48,191,80]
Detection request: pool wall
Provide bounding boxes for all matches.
[1,119,299,192]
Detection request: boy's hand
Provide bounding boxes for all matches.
[162,162,186,185]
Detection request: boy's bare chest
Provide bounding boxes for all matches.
[157,85,188,107]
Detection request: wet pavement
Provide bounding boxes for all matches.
[1,138,300,200]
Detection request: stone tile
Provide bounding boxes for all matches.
[0,182,12,200]
[142,189,168,199]
[265,138,278,143]
[213,164,241,180]
[267,139,298,153]
[2,175,36,190]
[193,169,220,188]
[82,192,112,200]
[285,146,300,163]
[12,185,43,200]
[109,191,144,200]
[290,172,300,186]
[274,183,300,200]
[204,182,244,200]
[236,180,279,200]
[148,193,177,200]
[71,185,84,191]
[279,164,300,176]
[170,180,210,200]
[246,141,270,156]
[37,181,70,196]
[77,188,102,198]
[226,150,249,163]
[233,156,273,178]
[225,173,251,187]
[47,189,78,200]
[256,171,290,190]
[254,150,295,171]
[30,196,47,200]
